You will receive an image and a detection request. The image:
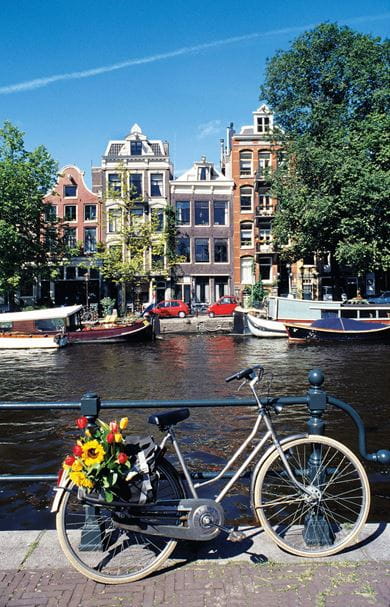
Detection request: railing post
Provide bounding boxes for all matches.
[79,392,104,551]
[80,392,101,430]
[304,369,334,546]
[306,369,327,436]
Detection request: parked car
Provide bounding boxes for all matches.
[367,291,390,304]
[150,299,190,318]
[207,296,238,318]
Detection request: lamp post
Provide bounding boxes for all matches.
[84,272,90,308]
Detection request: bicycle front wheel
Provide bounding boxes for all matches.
[253,435,370,557]
[56,458,185,584]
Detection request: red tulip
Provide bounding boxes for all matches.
[109,421,119,433]
[117,452,128,465]
[72,445,83,457]
[76,416,88,429]
[106,432,115,444]
[64,455,75,466]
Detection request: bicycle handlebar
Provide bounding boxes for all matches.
[225,365,264,383]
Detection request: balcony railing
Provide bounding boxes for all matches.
[255,239,274,253]
[255,206,274,217]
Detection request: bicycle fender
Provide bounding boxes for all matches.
[249,433,307,513]
[51,470,71,513]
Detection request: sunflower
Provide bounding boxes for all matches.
[82,439,106,466]
[69,470,94,488]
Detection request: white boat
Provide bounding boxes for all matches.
[266,296,390,325]
[0,305,82,349]
[247,313,288,338]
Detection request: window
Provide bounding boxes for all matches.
[240,256,254,284]
[195,238,209,262]
[259,255,272,280]
[46,228,57,250]
[152,208,164,232]
[64,205,77,221]
[240,187,252,212]
[256,116,270,133]
[258,220,272,242]
[66,266,76,279]
[198,167,209,180]
[64,184,77,197]
[239,150,252,176]
[176,201,190,225]
[151,247,164,271]
[195,200,209,225]
[150,173,163,196]
[84,227,97,253]
[108,209,121,233]
[258,151,271,177]
[176,236,190,262]
[108,173,121,194]
[130,141,142,155]
[240,222,253,247]
[84,205,97,221]
[214,239,228,263]
[45,204,57,221]
[258,193,272,212]
[64,227,77,248]
[129,174,142,197]
[213,200,227,225]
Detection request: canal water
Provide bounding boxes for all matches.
[0,334,389,530]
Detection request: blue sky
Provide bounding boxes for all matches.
[0,1,388,184]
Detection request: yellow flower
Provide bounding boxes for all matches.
[69,470,94,489]
[82,439,106,466]
[114,433,123,443]
[71,460,83,472]
[119,417,129,430]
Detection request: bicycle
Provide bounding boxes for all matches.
[52,365,371,584]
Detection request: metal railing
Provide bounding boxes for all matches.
[0,369,389,484]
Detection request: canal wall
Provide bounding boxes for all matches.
[158,315,234,334]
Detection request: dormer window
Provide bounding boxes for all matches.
[130,141,142,155]
[256,116,270,134]
[198,166,209,180]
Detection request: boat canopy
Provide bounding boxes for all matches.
[311,318,388,332]
[0,305,83,323]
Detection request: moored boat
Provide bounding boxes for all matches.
[0,305,157,348]
[247,313,287,338]
[0,306,78,349]
[285,317,390,343]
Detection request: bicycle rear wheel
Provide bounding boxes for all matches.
[253,435,370,557]
[56,458,185,584]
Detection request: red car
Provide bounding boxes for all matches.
[207,296,238,317]
[150,299,190,318]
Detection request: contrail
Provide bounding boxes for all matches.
[0,14,388,95]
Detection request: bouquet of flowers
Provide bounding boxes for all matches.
[62,415,131,502]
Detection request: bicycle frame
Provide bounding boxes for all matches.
[161,375,311,503]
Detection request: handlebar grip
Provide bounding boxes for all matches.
[225,367,257,382]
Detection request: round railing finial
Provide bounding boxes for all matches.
[308,368,324,388]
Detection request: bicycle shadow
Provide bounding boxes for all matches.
[170,521,388,567]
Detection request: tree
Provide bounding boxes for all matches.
[92,167,181,312]
[261,24,390,276]
[0,122,59,303]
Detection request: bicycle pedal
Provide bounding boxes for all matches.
[227,530,246,543]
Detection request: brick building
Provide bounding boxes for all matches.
[170,157,234,306]
[223,105,283,300]
[42,165,103,306]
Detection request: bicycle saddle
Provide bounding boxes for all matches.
[148,408,190,429]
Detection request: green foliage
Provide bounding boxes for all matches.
[0,121,59,297]
[249,279,266,307]
[100,297,116,316]
[261,24,390,274]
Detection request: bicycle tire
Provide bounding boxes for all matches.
[253,435,370,557]
[56,458,185,584]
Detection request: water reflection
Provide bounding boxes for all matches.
[0,334,388,528]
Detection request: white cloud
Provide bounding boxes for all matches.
[0,14,388,95]
[197,120,222,139]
